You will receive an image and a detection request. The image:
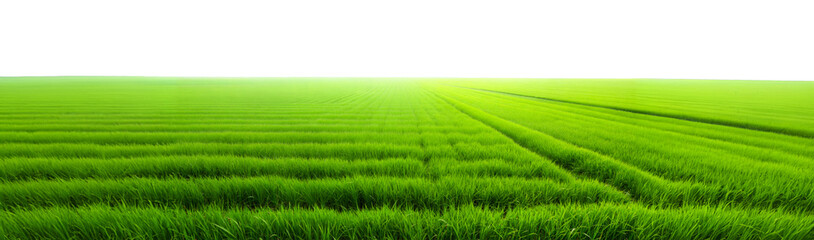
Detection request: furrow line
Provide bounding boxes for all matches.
[452,85,814,139]
[432,89,712,205]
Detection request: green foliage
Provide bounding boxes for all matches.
[0,176,627,210]
[1,204,812,240]
[431,84,814,211]
[0,77,812,239]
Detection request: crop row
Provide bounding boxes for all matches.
[0,124,491,133]
[439,79,814,138]
[1,204,811,240]
[0,131,508,145]
[0,156,573,182]
[431,86,814,211]
[443,88,814,169]
[0,176,627,210]
[0,142,573,162]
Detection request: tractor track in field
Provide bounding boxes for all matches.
[449,85,814,139]
[428,90,644,199]
[430,84,814,214]
[454,87,814,170]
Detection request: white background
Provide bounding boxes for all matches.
[1,0,813,80]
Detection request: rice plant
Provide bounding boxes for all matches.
[0,77,812,239]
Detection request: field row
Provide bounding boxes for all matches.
[0,156,573,182]
[1,77,813,239]
[0,131,508,145]
[1,204,812,240]
[0,124,492,133]
[0,176,626,210]
[430,84,814,211]
[0,142,573,162]
[439,79,814,137]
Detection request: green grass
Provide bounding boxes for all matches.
[432,84,814,211]
[0,176,627,210]
[437,78,814,137]
[0,77,813,239]
[2,204,812,240]
[0,156,566,181]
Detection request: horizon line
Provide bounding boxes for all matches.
[1,75,813,82]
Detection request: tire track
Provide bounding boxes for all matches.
[451,85,814,139]
[457,88,814,170]
[429,90,691,203]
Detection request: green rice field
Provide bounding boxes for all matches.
[0,77,813,239]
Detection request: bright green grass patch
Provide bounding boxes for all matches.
[432,84,814,211]
[1,204,811,240]
[1,77,812,238]
[438,78,814,137]
[0,156,570,181]
[0,176,627,210]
